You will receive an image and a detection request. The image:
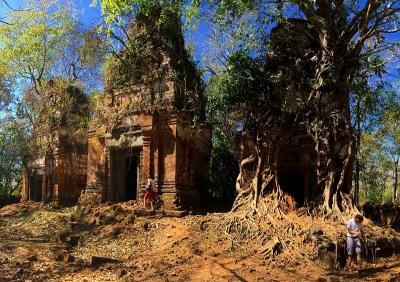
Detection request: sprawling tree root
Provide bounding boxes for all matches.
[227,117,363,263]
[223,189,365,267]
[222,182,400,267]
[225,152,360,264]
[224,185,310,261]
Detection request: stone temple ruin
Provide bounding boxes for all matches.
[22,80,89,204]
[22,10,212,211]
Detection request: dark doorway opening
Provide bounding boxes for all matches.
[125,156,138,201]
[30,176,42,202]
[278,171,305,205]
[109,149,141,202]
[277,135,318,206]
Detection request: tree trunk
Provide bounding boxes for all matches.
[394,161,398,202]
[354,156,360,204]
[354,101,361,204]
[318,137,354,213]
[308,29,360,214]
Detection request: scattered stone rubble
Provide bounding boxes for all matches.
[1,202,400,281]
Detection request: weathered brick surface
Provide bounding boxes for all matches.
[85,101,211,211]
[22,131,88,205]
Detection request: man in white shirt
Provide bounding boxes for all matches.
[346,214,364,269]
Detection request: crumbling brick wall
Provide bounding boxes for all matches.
[22,80,89,205]
[85,97,211,211]
[362,202,400,229]
[22,131,88,205]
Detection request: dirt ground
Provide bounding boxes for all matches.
[0,202,400,282]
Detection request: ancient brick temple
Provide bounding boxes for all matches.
[85,89,211,211]
[83,10,212,211]
[22,11,212,211]
[22,81,89,204]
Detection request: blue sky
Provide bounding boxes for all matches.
[0,0,101,23]
[0,0,211,65]
[0,0,398,82]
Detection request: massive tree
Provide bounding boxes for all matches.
[222,0,399,216]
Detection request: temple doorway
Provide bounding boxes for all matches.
[109,149,141,202]
[29,175,42,202]
[278,171,305,205]
[125,155,138,201]
[277,135,317,206]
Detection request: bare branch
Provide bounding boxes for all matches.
[0,18,11,25]
[1,0,25,12]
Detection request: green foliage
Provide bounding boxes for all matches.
[380,103,400,161]
[0,0,77,94]
[356,92,400,203]
[205,51,275,140]
[0,72,12,112]
[206,75,240,142]
[209,138,238,199]
[207,52,269,112]
[0,117,29,197]
[358,132,392,203]
[350,56,390,203]
[94,0,200,31]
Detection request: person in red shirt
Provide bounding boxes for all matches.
[143,177,156,210]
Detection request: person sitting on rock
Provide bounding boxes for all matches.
[346,214,364,270]
[143,177,156,210]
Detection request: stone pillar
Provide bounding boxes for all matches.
[106,147,113,201]
[41,174,46,202]
[158,114,178,210]
[141,134,153,196]
[21,167,29,201]
[54,152,62,203]
[138,114,154,199]
[85,133,106,196]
